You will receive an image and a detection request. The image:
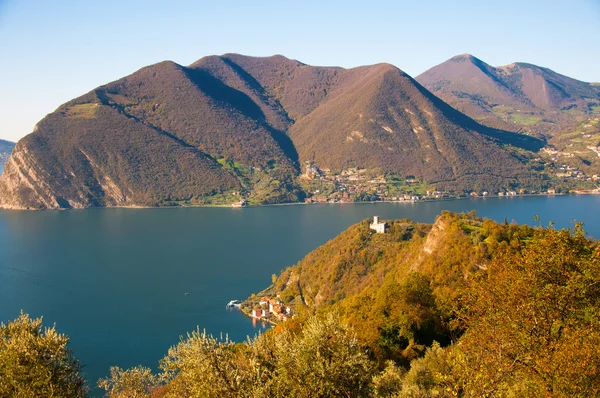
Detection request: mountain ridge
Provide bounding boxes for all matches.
[416,53,600,136]
[0,54,546,210]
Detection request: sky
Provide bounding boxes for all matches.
[1,0,599,142]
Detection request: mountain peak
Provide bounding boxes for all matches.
[449,53,482,63]
[417,54,600,134]
[451,53,474,59]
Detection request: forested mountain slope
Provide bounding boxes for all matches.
[0,55,545,209]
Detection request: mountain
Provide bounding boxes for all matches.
[416,54,600,136]
[0,54,544,210]
[0,140,15,165]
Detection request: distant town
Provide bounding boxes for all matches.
[294,158,599,207]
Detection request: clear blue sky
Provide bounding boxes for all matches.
[1,0,599,142]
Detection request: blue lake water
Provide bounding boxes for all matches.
[1,195,599,393]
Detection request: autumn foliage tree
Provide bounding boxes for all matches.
[452,223,600,396]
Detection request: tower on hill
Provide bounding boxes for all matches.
[370,216,387,233]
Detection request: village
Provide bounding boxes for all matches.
[247,296,295,323]
[298,162,592,203]
[228,155,600,208]
[300,163,438,203]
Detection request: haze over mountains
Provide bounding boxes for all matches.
[0,54,570,209]
[0,140,15,166]
[417,54,600,137]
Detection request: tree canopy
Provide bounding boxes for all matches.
[0,312,86,397]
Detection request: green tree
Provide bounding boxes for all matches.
[110,313,375,398]
[372,360,405,397]
[267,313,374,397]
[98,366,159,398]
[398,342,455,397]
[159,330,259,398]
[0,311,87,397]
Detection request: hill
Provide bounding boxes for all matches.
[0,139,15,165]
[247,212,531,360]
[0,54,546,209]
[239,212,600,396]
[416,54,600,137]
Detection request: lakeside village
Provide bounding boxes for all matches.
[228,297,295,325]
[228,216,388,324]
[297,158,600,205]
[228,146,600,208]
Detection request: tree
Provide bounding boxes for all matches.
[267,313,375,397]
[372,360,405,397]
[159,330,259,398]
[109,313,375,398]
[398,342,455,397]
[0,312,87,397]
[453,225,600,396]
[98,366,159,398]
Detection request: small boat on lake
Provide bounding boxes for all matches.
[226,300,241,309]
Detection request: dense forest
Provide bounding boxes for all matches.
[1,212,599,397]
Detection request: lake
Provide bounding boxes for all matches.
[1,195,599,393]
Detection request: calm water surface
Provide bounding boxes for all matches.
[1,195,599,391]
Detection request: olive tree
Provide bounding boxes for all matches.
[0,311,87,397]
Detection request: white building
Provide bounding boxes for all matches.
[370,216,387,233]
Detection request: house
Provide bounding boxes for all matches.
[231,199,247,208]
[271,304,288,316]
[268,299,282,313]
[370,216,387,233]
[259,297,270,306]
[277,313,289,322]
[547,188,556,195]
[252,308,265,318]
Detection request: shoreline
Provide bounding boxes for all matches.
[1,191,596,212]
[237,306,278,326]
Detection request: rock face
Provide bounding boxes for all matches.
[0,54,544,209]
